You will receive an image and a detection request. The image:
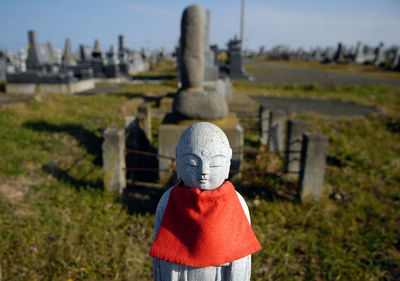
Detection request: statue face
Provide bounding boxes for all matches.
[176,122,232,190]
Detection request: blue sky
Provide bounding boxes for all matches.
[1,0,399,52]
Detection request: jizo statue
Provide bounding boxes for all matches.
[150,122,261,281]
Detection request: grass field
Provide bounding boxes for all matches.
[0,62,400,280]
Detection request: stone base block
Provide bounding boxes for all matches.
[158,113,244,182]
[227,93,260,115]
[204,65,219,81]
[6,79,95,94]
[6,83,36,94]
[173,89,228,120]
[159,97,174,112]
[203,78,232,99]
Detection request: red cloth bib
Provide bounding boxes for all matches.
[149,181,261,267]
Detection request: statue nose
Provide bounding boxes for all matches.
[200,162,210,175]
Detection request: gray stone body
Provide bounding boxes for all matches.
[374,43,385,66]
[268,110,287,153]
[210,45,219,66]
[46,42,57,64]
[298,132,328,201]
[79,45,93,62]
[203,9,219,82]
[201,9,231,99]
[153,122,252,281]
[390,47,400,70]
[284,120,309,178]
[26,30,55,72]
[354,41,366,64]
[179,4,205,90]
[334,43,345,62]
[259,106,270,146]
[102,128,126,194]
[62,38,76,65]
[0,53,6,81]
[138,103,152,143]
[227,37,247,79]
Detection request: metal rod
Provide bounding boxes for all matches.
[125,148,175,160]
[125,167,173,172]
[240,0,245,51]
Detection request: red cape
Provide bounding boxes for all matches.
[149,181,261,267]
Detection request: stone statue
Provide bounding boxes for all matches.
[150,122,261,281]
[173,4,228,120]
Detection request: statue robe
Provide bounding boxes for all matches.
[152,183,257,281]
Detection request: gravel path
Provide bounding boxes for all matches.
[247,60,400,87]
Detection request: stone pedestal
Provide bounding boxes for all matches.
[298,132,328,201]
[269,110,287,154]
[158,113,243,181]
[6,79,95,94]
[138,103,152,143]
[284,120,309,180]
[102,128,126,194]
[173,89,228,120]
[259,106,270,146]
[203,78,232,99]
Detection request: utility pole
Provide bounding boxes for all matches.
[240,0,245,51]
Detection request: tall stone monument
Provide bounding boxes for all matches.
[62,38,76,65]
[158,4,243,182]
[227,36,248,79]
[173,4,228,120]
[374,42,385,67]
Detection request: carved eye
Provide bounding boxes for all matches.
[210,156,224,168]
[187,158,198,166]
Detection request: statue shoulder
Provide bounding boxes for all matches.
[236,191,251,224]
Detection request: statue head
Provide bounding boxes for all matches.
[176,122,232,190]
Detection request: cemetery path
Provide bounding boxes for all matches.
[251,96,379,116]
[246,60,400,87]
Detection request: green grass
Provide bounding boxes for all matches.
[0,79,399,280]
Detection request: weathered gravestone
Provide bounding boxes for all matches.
[105,45,121,78]
[26,30,54,71]
[0,52,6,81]
[268,109,287,154]
[284,120,309,179]
[354,41,366,64]
[298,132,328,201]
[102,128,126,194]
[374,42,385,67]
[389,47,400,70]
[227,36,248,79]
[203,9,219,82]
[62,38,76,65]
[334,42,345,63]
[202,9,232,98]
